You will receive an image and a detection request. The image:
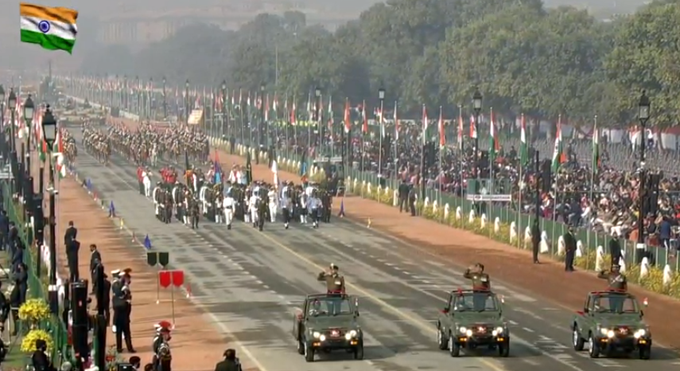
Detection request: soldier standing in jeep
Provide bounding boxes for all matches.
[317,263,345,294]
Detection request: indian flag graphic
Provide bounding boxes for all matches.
[20,3,78,54]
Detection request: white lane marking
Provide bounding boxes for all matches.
[522,327,535,333]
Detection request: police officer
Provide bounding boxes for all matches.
[111,269,135,353]
[398,179,410,213]
[598,263,627,312]
[564,226,577,272]
[463,263,491,311]
[317,263,345,294]
[214,349,242,371]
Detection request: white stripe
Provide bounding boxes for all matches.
[20,16,76,41]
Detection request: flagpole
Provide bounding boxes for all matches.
[590,115,597,202]
[438,106,443,208]
[393,101,398,185]
[489,107,494,196]
[378,93,384,178]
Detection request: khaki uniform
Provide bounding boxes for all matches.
[463,269,491,291]
[317,272,345,293]
[597,271,627,292]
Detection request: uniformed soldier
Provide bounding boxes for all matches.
[223,191,236,229]
[268,187,278,223]
[190,198,200,229]
[111,269,135,353]
[531,219,541,264]
[152,321,172,371]
[463,263,491,311]
[564,226,577,272]
[317,263,345,294]
[248,189,261,228]
[598,264,627,312]
[280,188,291,229]
[308,190,322,229]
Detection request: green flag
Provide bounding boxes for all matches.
[520,113,528,165]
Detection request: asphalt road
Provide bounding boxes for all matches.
[67,125,680,371]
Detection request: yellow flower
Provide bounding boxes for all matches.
[18,299,51,323]
[20,329,54,353]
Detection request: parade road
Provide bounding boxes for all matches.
[67,124,680,371]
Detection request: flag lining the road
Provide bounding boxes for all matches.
[20,3,78,53]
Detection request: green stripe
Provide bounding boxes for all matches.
[20,29,75,53]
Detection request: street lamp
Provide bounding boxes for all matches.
[378,88,385,179]
[185,79,190,124]
[0,85,5,161]
[24,94,34,176]
[472,88,483,167]
[162,76,167,118]
[41,105,58,311]
[149,77,153,119]
[8,89,17,191]
[221,80,227,138]
[636,90,651,251]
[260,84,266,149]
[313,87,321,152]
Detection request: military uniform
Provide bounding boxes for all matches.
[152,321,172,371]
[111,270,135,352]
[317,268,345,294]
[463,265,491,311]
[563,228,577,271]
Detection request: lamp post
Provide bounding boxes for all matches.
[636,91,650,251]
[472,89,482,164]
[149,77,154,119]
[313,87,321,152]
[378,88,385,178]
[8,89,18,195]
[185,79,190,124]
[41,105,58,311]
[260,84,266,149]
[163,77,167,119]
[221,80,227,138]
[0,85,5,163]
[8,89,16,153]
[135,76,140,114]
[24,94,34,177]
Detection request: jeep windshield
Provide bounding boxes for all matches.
[592,293,640,314]
[307,297,353,317]
[453,292,500,312]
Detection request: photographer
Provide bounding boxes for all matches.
[214,348,242,371]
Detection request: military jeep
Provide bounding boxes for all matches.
[572,291,651,359]
[436,290,510,357]
[293,293,363,362]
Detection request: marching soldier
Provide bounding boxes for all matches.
[597,264,627,312]
[281,187,292,229]
[257,188,268,231]
[321,190,332,223]
[223,190,236,229]
[464,263,491,311]
[248,189,261,228]
[190,198,200,229]
[317,263,345,294]
[308,190,322,229]
[268,187,278,223]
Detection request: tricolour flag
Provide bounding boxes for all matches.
[361,100,368,134]
[393,101,400,141]
[592,115,600,174]
[457,105,463,151]
[422,105,429,144]
[20,3,78,53]
[551,114,565,172]
[489,107,499,162]
[520,113,528,165]
[53,128,66,178]
[438,106,445,147]
[343,98,351,133]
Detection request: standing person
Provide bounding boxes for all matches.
[280,188,291,229]
[31,339,55,371]
[563,226,577,272]
[89,244,102,293]
[531,219,541,264]
[66,238,81,282]
[608,232,622,269]
[63,221,77,246]
[214,349,242,371]
[223,190,236,229]
[112,270,135,353]
[408,186,417,216]
[398,179,409,213]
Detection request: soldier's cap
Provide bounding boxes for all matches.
[111,269,121,276]
[330,263,339,270]
[123,268,132,274]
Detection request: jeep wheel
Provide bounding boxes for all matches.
[448,334,460,357]
[639,345,651,360]
[437,327,449,350]
[296,338,305,355]
[588,335,600,358]
[498,341,510,357]
[304,342,314,362]
[572,327,585,351]
[353,342,364,360]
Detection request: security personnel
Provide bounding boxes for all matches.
[598,264,627,312]
[280,188,291,229]
[214,349,242,371]
[531,219,541,264]
[608,233,622,269]
[563,226,577,271]
[152,321,172,371]
[408,186,417,216]
[398,180,410,213]
[463,263,490,311]
[111,270,135,353]
[317,263,345,294]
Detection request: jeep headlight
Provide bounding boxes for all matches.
[459,326,467,334]
[600,328,609,336]
[606,330,615,338]
[634,329,646,338]
[312,331,321,338]
[492,327,504,336]
[345,330,358,340]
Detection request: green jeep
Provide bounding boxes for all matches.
[293,293,363,362]
[436,290,510,357]
[572,291,651,359]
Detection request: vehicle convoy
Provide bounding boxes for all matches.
[293,293,363,362]
[572,291,651,359]
[436,289,510,357]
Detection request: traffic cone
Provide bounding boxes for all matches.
[143,234,152,249]
[367,218,371,228]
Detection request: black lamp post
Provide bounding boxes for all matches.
[378,88,385,176]
[185,79,190,124]
[41,105,58,311]
[8,89,16,153]
[162,77,167,119]
[472,89,482,164]
[149,77,153,119]
[221,80,227,137]
[24,94,34,176]
[636,91,650,250]
[260,84,266,148]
